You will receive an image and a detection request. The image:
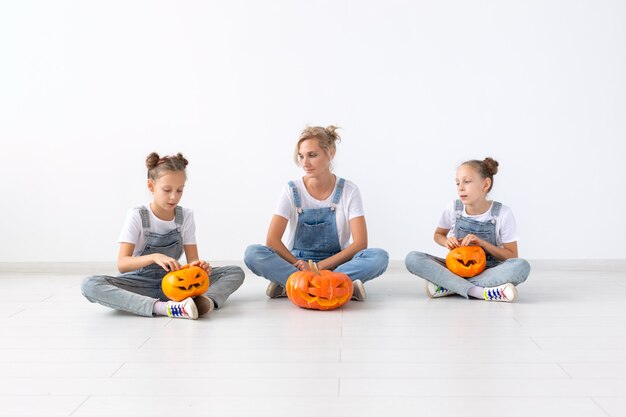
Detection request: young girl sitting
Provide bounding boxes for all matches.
[81,152,244,319]
[405,157,530,302]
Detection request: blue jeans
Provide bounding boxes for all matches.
[244,244,389,286]
[405,251,530,298]
[81,266,245,316]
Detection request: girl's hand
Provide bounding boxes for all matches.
[293,260,311,271]
[461,234,483,247]
[151,254,182,272]
[446,236,461,249]
[190,260,212,275]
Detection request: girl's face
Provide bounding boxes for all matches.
[297,139,333,177]
[455,165,491,205]
[148,171,186,214]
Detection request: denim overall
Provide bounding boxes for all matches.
[130,206,184,275]
[453,199,502,268]
[289,178,345,263]
[405,199,530,297]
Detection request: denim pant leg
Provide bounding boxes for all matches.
[244,244,298,287]
[204,265,245,308]
[81,273,164,317]
[405,251,474,298]
[334,248,389,283]
[467,258,531,288]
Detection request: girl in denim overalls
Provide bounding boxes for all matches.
[244,126,389,301]
[405,157,530,302]
[81,152,244,319]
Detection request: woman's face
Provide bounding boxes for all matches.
[455,164,490,205]
[297,139,333,177]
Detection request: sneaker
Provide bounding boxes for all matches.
[167,297,198,319]
[351,279,366,301]
[266,281,286,298]
[425,281,454,298]
[194,295,215,316]
[483,283,518,302]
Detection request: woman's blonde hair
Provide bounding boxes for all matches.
[294,125,341,165]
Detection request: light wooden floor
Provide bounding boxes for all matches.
[1,260,625,417]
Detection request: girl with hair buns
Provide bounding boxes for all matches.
[81,152,244,319]
[405,157,530,302]
[245,126,389,301]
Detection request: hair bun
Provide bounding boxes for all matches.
[325,125,341,143]
[483,157,499,176]
[175,153,189,168]
[146,152,160,170]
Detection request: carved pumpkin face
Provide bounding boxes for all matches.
[446,246,487,278]
[161,265,209,301]
[286,260,353,310]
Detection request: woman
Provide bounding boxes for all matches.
[244,126,388,301]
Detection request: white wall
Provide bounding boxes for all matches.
[1,0,624,262]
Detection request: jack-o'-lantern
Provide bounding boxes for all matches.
[446,246,487,278]
[286,260,353,310]
[162,265,209,301]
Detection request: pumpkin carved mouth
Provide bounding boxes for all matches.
[456,259,478,267]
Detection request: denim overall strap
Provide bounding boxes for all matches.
[288,181,302,214]
[454,199,463,219]
[133,206,185,275]
[291,178,345,263]
[330,178,346,209]
[454,201,500,268]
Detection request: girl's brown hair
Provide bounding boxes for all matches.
[294,125,341,165]
[146,152,189,181]
[461,157,499,192]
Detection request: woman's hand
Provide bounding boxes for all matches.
[190,259,212,275]
[151,254,182,271]
[460,234,483,247]
[293,259,311,271]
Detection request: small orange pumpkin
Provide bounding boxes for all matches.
[446,246,487,278]
[161,265,209,301]
[286,260,353,310]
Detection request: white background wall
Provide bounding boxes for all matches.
[1,1,624,262]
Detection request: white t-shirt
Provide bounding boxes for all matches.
[438,200,519,247]
[118,205,197,257]
[274,177,365,250]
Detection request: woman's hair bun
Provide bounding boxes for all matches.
[324,125,341,143]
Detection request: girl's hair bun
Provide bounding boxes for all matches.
[146,152,161,170]
[483,157,499,176]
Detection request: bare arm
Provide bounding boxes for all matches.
[117,242,182,273]
[266,215,299,265]
[184,244,212,274]
[461,234,518,260]
[317,216,368,270]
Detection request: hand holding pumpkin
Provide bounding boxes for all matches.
[189,259,212,275]
[152,253,182,272]
[460,234,483,247]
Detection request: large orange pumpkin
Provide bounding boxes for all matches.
[161,265,210,301]
[446,246,487,278]
[286,260,353,311]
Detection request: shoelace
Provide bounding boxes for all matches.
[484,288,504,301]
[168,303,188,317]
[435,286,450,295]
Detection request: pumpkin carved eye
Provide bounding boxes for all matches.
[446,246,487,278]
[162,265,210,301]
[286,260,353,310]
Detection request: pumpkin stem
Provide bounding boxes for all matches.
[308,260,320,275]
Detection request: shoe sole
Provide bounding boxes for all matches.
[351,280,366,301]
